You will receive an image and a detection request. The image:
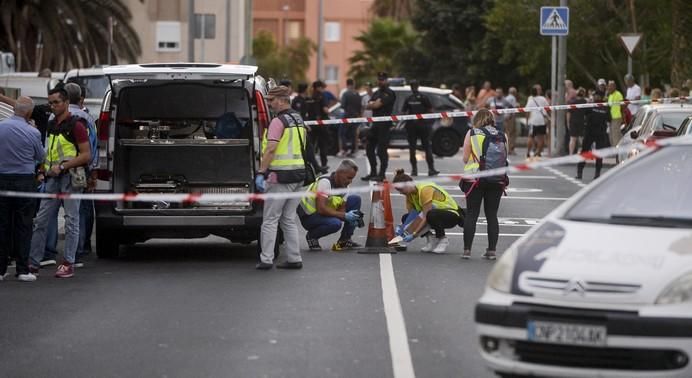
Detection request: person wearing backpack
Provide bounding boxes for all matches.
[460,109,508,260]
[28,87,91,279]
[64,83,99,266]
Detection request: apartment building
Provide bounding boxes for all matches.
[125,0,250,64]
[253,0,374,93]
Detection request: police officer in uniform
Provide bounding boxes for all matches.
[255,86,308,270]
[402,80,439,176]
[361,72,396,181]
[576,90,610,180]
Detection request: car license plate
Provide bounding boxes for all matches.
[527,320,607,346]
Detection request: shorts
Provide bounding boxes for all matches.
[529,125,546,136]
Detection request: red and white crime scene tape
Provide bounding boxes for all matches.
[303,97,690,126]
[0,137,686,203]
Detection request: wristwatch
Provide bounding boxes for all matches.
[59,163,66,172]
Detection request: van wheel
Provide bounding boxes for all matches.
[96,226,120,259]
[432,128,461,157]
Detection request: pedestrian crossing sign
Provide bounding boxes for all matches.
[540,6,569,36]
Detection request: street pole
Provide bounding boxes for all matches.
[627,56,632,76]
[200,11,206,62]
[550,36,556,156]
[225,0,230,62]
[107,17,113,65]
[245,0,253,58]
[316,0,324,80]
[556,0,568,156]
[188,0,195,62]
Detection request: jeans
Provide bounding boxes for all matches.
[29,174,82,267]
[299,195,361,241]
[260,182,302,265]
[37,182,59,261]
[0,174,37,276]
[77,199,95,257]
[339,123,357,152]
[366,122,392,176]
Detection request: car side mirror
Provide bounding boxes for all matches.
[629,130,638,139]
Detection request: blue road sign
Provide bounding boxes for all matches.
[540,7,569,36]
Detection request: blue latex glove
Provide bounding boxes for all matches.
[402,233,415,243]
[345,210,361,223]
[395,225,405,236]
[255,174,266,192]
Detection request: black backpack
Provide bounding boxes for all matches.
[477,127,509,185]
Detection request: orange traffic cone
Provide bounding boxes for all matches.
[359,180,396,254]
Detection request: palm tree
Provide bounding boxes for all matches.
[348,18,419,84]
[0,0,141,71]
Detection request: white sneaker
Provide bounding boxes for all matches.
[0,273,8,281]
[431,237,449,254]
[421,235,439,252]
[17,273,37,282]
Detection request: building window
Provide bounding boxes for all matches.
[156,21,181,52]
[324,22,341,42]
[194,14,216,39]
[285,20,302,43]
[325,65,339,84]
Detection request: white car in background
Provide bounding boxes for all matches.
[475,137,692,377]
[63,66,109,115]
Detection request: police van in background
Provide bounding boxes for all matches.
[93,63,273,258]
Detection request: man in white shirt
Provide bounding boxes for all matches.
[624,74,641,115]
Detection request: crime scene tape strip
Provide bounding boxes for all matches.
[303,97,690,126]
[1,136,686,203]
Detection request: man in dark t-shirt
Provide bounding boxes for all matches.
[402,80,437,176]
[576,91,610,180]
[362,72,396,181]
[339,78,362,157]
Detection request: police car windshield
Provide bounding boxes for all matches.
[564,146,692,226]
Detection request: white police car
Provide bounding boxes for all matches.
[475,136,692,377]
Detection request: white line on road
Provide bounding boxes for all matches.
[384,172,557,180]
[379,254,416,378]
[544,166,587,188]
[444,232,524,237]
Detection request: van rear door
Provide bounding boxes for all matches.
[104,64,259,213]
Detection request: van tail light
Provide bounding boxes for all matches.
[255,90,269,134]
[94,110,112,184]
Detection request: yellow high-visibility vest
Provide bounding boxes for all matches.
[463,128,485,174]
[300,174,345,215]
[262,110,306,180]
[409,182,459,212]
[44,117,80,171]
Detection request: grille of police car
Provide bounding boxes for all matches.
[519,275,642,296]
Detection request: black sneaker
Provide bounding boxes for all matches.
[306,235,322,251]
[255,262,273,270]
[276,261,303,269]
[411,169,418,176]
[361,174,376,181]
[331,239,362,252]
[428,169,440,177]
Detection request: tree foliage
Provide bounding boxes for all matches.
[0,0,141,71]
[347,18,419,85]
[253,30,316,85]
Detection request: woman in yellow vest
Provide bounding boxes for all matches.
[392,169,463,253]
[461,109,506,260]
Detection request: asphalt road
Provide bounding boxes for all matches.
[0,147,610,378]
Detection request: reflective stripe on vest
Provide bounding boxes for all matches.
[300,175,345,215]
[262,112,306,171]
[410,182,459,212]
[463,129,485,174]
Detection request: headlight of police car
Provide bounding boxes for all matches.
[486,248,517,293]
[656,272,692,305]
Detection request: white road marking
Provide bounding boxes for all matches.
[379,254,416,378]
[439,185,543,193]
[444,232,524,237]
[384,172,557,180]
[543,166,587,188]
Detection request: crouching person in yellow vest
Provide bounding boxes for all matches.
[297,159,364,252]
[392,169,464,254]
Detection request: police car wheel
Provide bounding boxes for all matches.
[432,128,461,157]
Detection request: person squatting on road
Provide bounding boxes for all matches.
[29,87,92,278]
[392,169,463,254]
[461,109,508,261]
[298,159,364,252]
[402,79,439,177]
[255,86,308,271]
[576,90,610,180]
[0,97,45,282]
[362,72,396,182]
